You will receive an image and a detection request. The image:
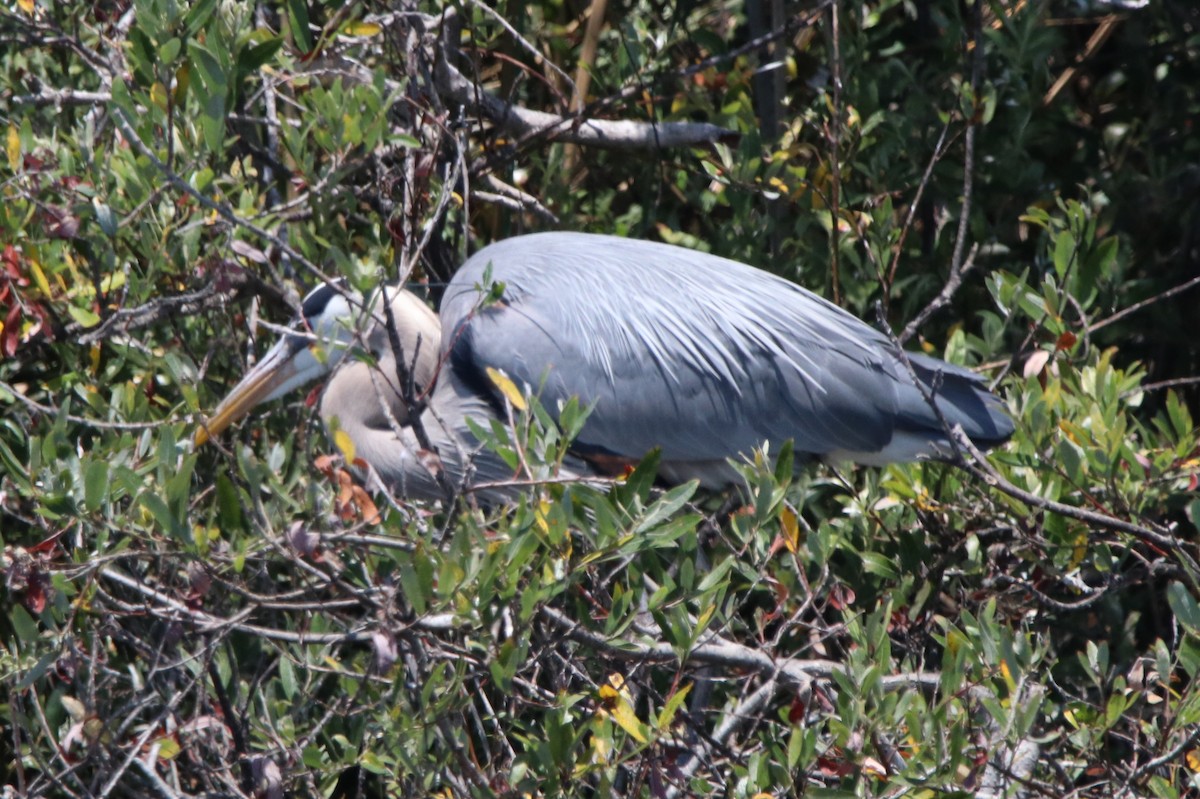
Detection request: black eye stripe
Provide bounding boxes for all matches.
[298,280,348,326]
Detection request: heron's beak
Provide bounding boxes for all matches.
[195,338,328,446]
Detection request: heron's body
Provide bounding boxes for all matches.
[198,232,1013,500]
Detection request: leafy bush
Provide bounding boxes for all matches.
[2,1,1199,797]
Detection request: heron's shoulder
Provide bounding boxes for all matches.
[442,232,878,351]
[448,232,796,298]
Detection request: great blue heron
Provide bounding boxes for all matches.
[196,232,1013,500]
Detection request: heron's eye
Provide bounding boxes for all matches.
[299,280,347,321]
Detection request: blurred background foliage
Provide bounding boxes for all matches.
[2,0,1199,796]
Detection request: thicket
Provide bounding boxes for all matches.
[2,1,1199,796]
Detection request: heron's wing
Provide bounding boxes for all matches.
[439,233,1003,464]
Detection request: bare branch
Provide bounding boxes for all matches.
[9,85,111,107]
[665,676,780,799]
[434,54,736,150]
[540,605,832,689]
[72,267,275,345]
[1,380,161,431]
[948,0,985,280]
[951,429,1200,579]
[1088,273,1200,334]
[898,242,981,345]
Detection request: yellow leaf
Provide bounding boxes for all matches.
[61,695,87,722]
[149,81,168,110]
[1000,659,1017,694]
[535,499,550,534]
[780,507,799,553]
[6,123,20,172]
[486,367,527,411]
[17,0,34,12]
[100,271,127,294]
[588,733,612,765]
[1186,748,1200,772]
[1070,531,1088,570]
[28,255,52,298]
[342,21,382,36]
[610,698,648,744]
[173,63,191,105]
[695,604,715,635]
[154,736,182,760]
[334,429,356,463]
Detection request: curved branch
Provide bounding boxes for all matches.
[540,605,833,690]
[434,53,736,150]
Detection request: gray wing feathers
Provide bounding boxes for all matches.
[440,232,1010,464]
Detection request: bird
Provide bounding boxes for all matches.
[196,232,1013,501]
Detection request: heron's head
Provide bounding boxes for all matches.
[195,281,367,446]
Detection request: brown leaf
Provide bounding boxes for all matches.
[229,240,269,264]
[42,205,80,239]
[287,521,316,557]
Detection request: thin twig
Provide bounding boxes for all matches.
[899,242,981,345]
[827,0,843,304]
[1123,375,1200,398]
[886,120,954,290]
[951,430,1200,580]
[949,0,985,279]
[664,676,780,799]
[1088,273,1200,334]
[0,380,162,431]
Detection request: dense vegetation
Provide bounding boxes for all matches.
[2,0,1199,796]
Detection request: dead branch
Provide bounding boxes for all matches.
[434,53,736,150]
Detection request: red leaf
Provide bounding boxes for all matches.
[817,754,854,777]
[2,244,25,283]
[2,304,21,357]
[787,696,806,724]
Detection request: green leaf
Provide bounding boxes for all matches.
[92,200,117,237]
[67,305,102,328]
[184,0,219,34]
[286,0,313,53]
[621,448,661,502]
[1052,230,1076,279]
[1167,582,1200,635]
[10,605,39,643]
[84,459,109,512]
[140,491,177,536]
[859,551,899,580]
[237,37,284,74]
[634,481,698,534]
[656,683,692,730]
[1080,235,1118,293]
[279,657,297,700]
[158,37,182,65]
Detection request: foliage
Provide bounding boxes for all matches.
[2,0,1199,797]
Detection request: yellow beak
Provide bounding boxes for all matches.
[195,339,324,446]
